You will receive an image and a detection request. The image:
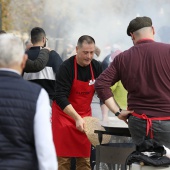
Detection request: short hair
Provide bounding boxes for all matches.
[0,30,6,34]
[0,34,25,67]
[77,35,95,47]
[31,27,46,44]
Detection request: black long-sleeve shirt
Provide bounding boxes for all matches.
[54,56,102,110]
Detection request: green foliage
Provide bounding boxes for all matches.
[0,0,44,33]
[0,0,12,31]
[8,0,44,33]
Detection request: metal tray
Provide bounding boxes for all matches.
[102,126,131,137]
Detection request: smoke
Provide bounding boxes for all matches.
[41,0,170,60]
[8,0,170,60]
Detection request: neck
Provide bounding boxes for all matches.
[33,42,44,47]
[136,38,154,43]
[134,36,154,45]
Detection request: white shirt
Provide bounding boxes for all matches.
[35,88,58,170]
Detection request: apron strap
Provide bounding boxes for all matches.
[74,57,77,80]
[132,112,170,138]
[90,63,95,81]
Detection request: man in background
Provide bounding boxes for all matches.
[23,27,63,103]
[95,16,170,152]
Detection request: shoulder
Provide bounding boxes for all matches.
[49,50,63,62]
[26,47,40,57]
[22,78,42,92]
[26,46,40,52]
[56,56,74,80]
[61,56,74,70]
[49,50,60,56]
[91,58,101,66]
[91,59,102,69]
[40,48,50,55]
[61,56,74,68]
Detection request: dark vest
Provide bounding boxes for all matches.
[0,71,41,170]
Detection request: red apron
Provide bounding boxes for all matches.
[52,57,95,157]
[132,112,170,138]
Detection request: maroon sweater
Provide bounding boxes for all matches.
[95,39,170,117]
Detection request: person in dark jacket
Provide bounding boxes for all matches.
[23,27,63,101]
[95,16,170,155]
[0,33,57,170]
[0,29,51,74]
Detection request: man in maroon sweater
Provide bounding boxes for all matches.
[95,16,170,150]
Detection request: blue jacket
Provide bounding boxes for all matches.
[0,70,41,170]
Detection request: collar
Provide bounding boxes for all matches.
[0,68,21,75]
[29,46,42,50]
[136,38,154,45]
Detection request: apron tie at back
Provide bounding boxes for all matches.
[132,112,170,139]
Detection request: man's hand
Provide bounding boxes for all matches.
[118,110,134,124]
[75,117,85,132]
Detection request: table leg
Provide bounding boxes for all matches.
[95,145,100,170]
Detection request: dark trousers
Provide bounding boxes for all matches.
[128,115,170,148]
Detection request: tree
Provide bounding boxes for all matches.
[0,0,12,31]
[8,0,44,33]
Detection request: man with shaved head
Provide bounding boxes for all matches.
[95,16,170,157]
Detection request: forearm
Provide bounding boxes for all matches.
[104,97,120,114]
[63,104,84,132]
[24,49,50,73]
[100,104,109,121]
[63,104,81,121]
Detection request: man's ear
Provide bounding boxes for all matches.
[43,37,46,43]
[21,54,28,70]
[76,46,78,53]
[152,26,155,35]
[130,33,135,40]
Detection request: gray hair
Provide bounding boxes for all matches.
[0,34,25,67]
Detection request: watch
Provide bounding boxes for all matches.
[115,108,122,116]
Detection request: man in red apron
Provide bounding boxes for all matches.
[95,16,170,151]
[52,35,102,170]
